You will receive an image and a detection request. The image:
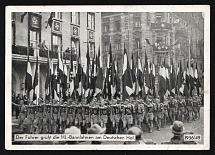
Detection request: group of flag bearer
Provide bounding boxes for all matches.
[13,41,203,134]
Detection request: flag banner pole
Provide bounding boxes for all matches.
[49,46,51,103]
[35,42,38,105]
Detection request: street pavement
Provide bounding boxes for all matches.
[12,107,204,145]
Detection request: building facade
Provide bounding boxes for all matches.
[12,12,101,98]
[101,12,204,89]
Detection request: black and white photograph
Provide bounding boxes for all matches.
[5,5,210,150]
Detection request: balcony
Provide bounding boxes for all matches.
[39,50,58,59]
[12,45,72,60]
[151,22,172,31]
[39,49,74,61]
[12,45,34,56]
[152,43,169,52]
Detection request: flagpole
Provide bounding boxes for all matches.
[136,41,139,99]
[26,45,29,103]
[69,48,71,102]
[36,41,38,105]
[188,24,191,96]
[48,45,51,103]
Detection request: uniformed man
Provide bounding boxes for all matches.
[192,95,199,121]
[185,97,193,123]
[66,101,75,128]
[154,97,163,131]
[27,101,37,133]
[52,100,60,133]
[135,100,145,129]
[123,99,133,130]
[143,97,154,133]
[177,95,186,122]
[162,98,169,128]
[12,91,16,116]
[151,97,157,127]
[110,99,120,134]
[35,100,45,133]
[59,101,68,133]
[45,101,52,133]
[118,100,124,133]
[75,101,83,129]
[99,99,108,128]
[15,93,22,119]
[13,99,27,132]
[169,96,177,124]
[42,102,50,133]
[38,93,44,103]
[131,100,136,126]
[90,99,99,126]
[23,94,28,105]
[197,95,202,119]
[82,99,91,130]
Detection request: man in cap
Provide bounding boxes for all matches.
[161,98,169,128]
[122,99,133,130]
[197,95,202,118]
[27,101,37,133]
[23,94,28,105]
[161,121,197,144]
[185,97,193,123]
[14,93,22,119]
[13,99,27,133]
[90,98,99,127]
[41,101,50,134]
[64,126,81,144]
[154,96,163,131]
[110,99,120,134]
[99,99,108,128]
[44,100,52,133]
[192,95,200,121]
[134,100,145,129]
[74,100,83,129]
[34,99,45,133]
[88,124,106,144]
[143,96,154,133]
[124,127,156,145]
[52,99,60,133]
[58,101,68,133]
[82,99,91,131]
[169,96,177,124]
[177,95,186,122]
[131,99,137,126]
[66,101,75,128]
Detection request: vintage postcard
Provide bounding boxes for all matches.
[5,5,210,150]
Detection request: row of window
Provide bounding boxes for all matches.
[103,38,141,52]
[12,12,96,56]
[29,31,95,55]
[102,16,141,32]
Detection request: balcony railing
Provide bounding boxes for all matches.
[39,50,58,59]
[152,43,169,52]
[12,45,79,62]
[12,45,34,56]
[39,49,74,61]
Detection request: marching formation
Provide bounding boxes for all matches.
[12,41,203,135]
[12,94,203,134]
